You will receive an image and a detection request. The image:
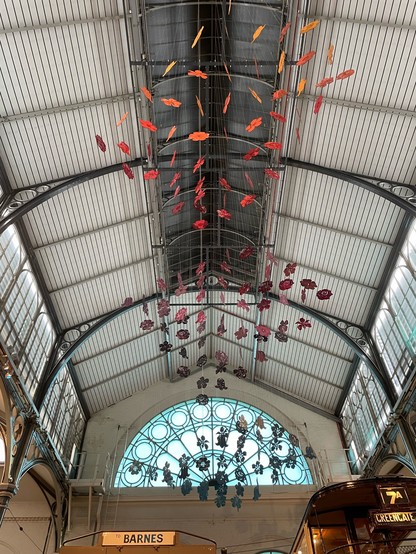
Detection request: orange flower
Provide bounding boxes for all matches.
[264,168,280,179]
[166,125,177,142]
[296,50,316,66]
[300,20,319,34]
[336,69,355,80]
[272,89,287,100]
[116,112,128,126]
[315,77,334,88]
[162,60,177,77]
[248,87,262,103]
[188,69,208,79]
[278,51,285,73]
[223,92,231,114]
[140,87,153,102]
[251,24,266,43]
[246,117,262,132]
[196,95,204,116]
[191,26,204,48]
[327,44,334,65]
[161,98,182,108]
[139,119,157,132]
[297,78,307,96]
[279,22,291,43]
[189,131,209,141]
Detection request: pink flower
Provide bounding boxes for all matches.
[256,350,268,362]
[255,325,271,337]
[279,278,294,291]
[218,276,229,289]
[217,209,231,220]
[175,308,188,323]
[317,288,333,300]
[157,299,170,317]
[296,318,311,330]
[239,246,255,260]
[196,289,206,302]
[237,299,250,312]
[196,261,206,275]
[196,274,205,288]
[235,326,248,340]
[196,311,206,324]
[220,261,232,273]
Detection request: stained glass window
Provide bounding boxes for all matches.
[115,397,313,490]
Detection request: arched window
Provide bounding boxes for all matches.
[115,397,313,496]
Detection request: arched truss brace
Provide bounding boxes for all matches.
[35,291,396,411]
[0,158,147,235]
[285,158,416,216]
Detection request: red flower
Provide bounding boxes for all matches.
[243,147,260,161]
[95,134,106,152]
[284,262,297,276]
[239,246,255,260]
[264,141,282,150]
[122,163,134,179]
[219,177,231,191]
[218,276,229,289]
[258,280,272,293]
[217,209,231,220]
[239,282,251,295]
[196,289,206,302]
[144,169,160,180]
[264,168,280,180]
[220,261,232,273]
[193,219,208,230]
[257,298,271,311]
[317,288,333,300]
[240,194,256,207]
[279,278,294,290]
[296,318,311,330]
[300,278,317,289]
[269,111,286,122]
[171,201,185,215]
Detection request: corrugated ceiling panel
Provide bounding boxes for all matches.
[0,1,122,31]
[290,102,415,183]
[34,217,152,291]
[1,17,129,116]
[0,101,141,188]
[24,171,149,246]
[275,219,392,287]
[51,258,155,328]
[281,167,405,242]
[260,302,354,360]
[82,357,166,414]
[256,361,340,413]
[75,330,164,390]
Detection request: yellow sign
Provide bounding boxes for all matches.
[102,531,176,546]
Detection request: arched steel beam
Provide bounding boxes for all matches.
[33,294,158,410]
[36,289,396,411]
[285,158,416,216]
[0,158,147,235]
[269,292,397,406]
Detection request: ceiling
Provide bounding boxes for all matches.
[0,0,415,420]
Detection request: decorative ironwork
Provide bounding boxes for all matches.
[115,397,313,508]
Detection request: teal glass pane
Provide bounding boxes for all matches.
[115,397,313,488]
